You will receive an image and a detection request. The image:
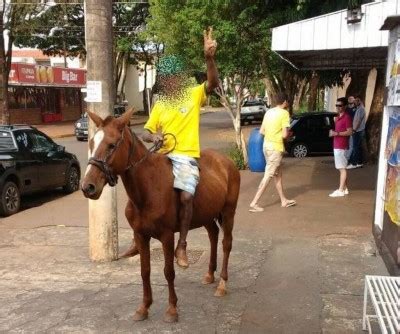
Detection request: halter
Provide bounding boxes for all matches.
[87,128,127,187]
[87,127,176,187]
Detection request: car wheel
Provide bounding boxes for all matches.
[63,165,80,193]
[76,137,84,141]
[291,143,309,158]
[0,181,20,216]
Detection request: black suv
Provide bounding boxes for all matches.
[0,125,81,216]
[285,112,337,158]
[75,105,126,141]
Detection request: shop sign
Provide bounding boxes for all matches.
[8,63,86,87]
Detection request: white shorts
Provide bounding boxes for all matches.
[168,154,200,195]
[334,149,348,169]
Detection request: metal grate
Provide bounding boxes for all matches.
[362,275,400,334]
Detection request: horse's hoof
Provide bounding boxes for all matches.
[202,273,215,285]
[163,308,178,323]
[214,288,227,297]
[214,279,227,297]
[176,258,189,268]
[133,309,148,321]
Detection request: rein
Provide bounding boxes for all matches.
[87,127,176,187]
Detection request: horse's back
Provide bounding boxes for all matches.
[193,149,240,223]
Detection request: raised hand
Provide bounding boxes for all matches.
[204,27,217,59]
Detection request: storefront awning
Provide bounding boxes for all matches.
[275,46,388,70]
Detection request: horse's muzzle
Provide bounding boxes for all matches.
[81,182,98,199]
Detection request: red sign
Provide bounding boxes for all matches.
[53,67,86,86]
[8,63,86,87]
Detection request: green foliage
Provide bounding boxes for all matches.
[225,144,246,170]
[209,94,222,107]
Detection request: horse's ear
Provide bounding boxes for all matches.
[87,111,104,128]
[116,108,134,129]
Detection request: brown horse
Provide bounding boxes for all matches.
[81,109,240,323]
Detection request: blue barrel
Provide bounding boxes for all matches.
[248,128,266,172]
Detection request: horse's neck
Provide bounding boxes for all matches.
[120,131,153,205]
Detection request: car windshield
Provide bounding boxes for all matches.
[0,131,17,151]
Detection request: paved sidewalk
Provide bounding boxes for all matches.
[0,154,388,333]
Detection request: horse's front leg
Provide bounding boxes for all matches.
[161,232,178,323]
[133,233,152,321]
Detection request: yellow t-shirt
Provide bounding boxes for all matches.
[260,106,290,152]
[144,83,206,158]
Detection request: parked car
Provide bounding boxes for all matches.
[285,112,337,158]
[0,125,81,216]
[240,99,269,125]
[75,105,126,141]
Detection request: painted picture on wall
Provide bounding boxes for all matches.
[385,111,400,225]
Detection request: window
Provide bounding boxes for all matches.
[29,132,56,152]
[64,88,81,107]
[0,131,16,151]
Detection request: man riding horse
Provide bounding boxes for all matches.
[120,27,219,268]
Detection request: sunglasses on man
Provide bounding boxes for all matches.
[335,104,344,107]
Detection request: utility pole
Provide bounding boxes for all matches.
[84,0,118,262]
[0,0,6,125]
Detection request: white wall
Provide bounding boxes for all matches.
[272,1,391,52]
[125,65,144,112]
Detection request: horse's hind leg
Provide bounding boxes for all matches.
[133,233,153,321]
[202,221,219,285]
[161,232,178,323]
[215,211,234,297]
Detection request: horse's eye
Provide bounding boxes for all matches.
[108,143,116,150]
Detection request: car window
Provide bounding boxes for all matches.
[290,119,299,128]
[29,132,56,152]
[243,100,264,107]
[14,130,34,152]
[307,117,324,130]
[0,131,16,151]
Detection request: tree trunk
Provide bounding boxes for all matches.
[308,72,319,111]
[0,3,5,125]
[365,67,385,162]
[346,69,369,100]
[293,77,307,111]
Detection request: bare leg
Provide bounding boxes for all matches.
[249,175,271,208]
[203,221,219,284]
[133,233,152,321]
[274,168,295,207]
[161,232,178,323]
[175,191,193,268]
[339,168,347,191]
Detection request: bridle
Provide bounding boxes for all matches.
[87,127,176,187]
[87,128,127,187]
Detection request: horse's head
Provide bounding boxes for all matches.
[81,109,134,199]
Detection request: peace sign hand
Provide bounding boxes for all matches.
[204,27,217,59]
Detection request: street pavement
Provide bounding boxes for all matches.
[0,111,388,333]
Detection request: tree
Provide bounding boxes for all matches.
[14,1,159,109]
[13,1,86,61]
[1,0,42,124]
[147,0,303,163]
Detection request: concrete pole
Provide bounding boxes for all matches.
[84,0,118,261]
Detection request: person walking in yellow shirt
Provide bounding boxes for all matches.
[249,92,296,212]
[120,28,219,268]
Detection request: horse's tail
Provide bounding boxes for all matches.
[214,213,223,229]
